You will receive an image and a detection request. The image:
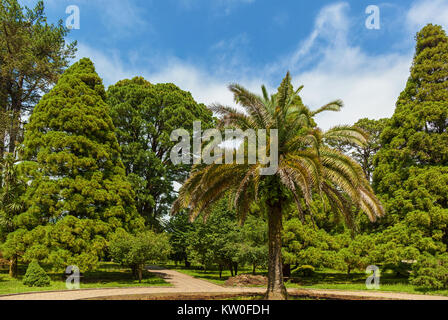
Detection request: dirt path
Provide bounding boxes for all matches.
[0,266,447,300]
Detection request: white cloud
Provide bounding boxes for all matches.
[76,43,263,111]
[407,0,448,31]
[296,49,411,129]
[288,2,412,129]
[77,1,421,131]
[77,43,133,85]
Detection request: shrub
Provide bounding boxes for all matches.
[109,229,171,283]
[296,265,315,277]
[23,261,51,287]
[410,254,448,290]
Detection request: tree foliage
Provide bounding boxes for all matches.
[165,211,194,267]
[235,215,268,275]
[373,25,448,274]
[329,118,388,181]
[0,0,77,155]
[109,229,171,282]
[22,260,50,287]
[107,77,214,227]
[5,58,144,272]
[186,198,240,276]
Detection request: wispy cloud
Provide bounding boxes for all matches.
[76,1,429,131]
[407,0,448,31]
[178,0,255,15]
[20,0,150,37]
[95,0,149,34]
[288,2,412,129]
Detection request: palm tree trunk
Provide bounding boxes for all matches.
[265,202,288,300]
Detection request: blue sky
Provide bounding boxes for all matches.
[20,0,448,129]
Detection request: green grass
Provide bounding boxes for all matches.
[0,262,171,295]
[165,263,448,297]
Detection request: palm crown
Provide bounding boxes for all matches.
[173,73,384,225]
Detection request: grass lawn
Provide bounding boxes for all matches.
[165,263,448,297]
[0,262,171,295]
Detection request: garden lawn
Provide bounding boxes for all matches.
[0,262,170,295]
[166,264,448,297]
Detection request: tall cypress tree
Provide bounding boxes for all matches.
[10,58,144,271]
[373,25,448,258]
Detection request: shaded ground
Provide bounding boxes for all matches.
[1,266,448,300]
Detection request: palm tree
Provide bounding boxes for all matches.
[172,73,384,299]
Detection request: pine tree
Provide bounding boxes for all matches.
[10,58,144,271]
[373,24,448,261]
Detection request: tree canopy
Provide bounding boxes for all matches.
[370,24,448,282]
[0,0,77,155]
[107,77,214,227]
[4,58,144,272]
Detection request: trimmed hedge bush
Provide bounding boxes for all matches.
[23,261,51,287]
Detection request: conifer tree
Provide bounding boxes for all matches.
[373,24,448,261]
[107,77,214,227]
[7,58,144,271]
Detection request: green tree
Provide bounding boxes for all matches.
[373,24,448,265]
[109,229,171,283]
[336,234,373,275]
[0,150,25,277]
[282,217,344,274]
[0,0,77,156]
[173,73,384,299]
[165,211,195,267]
[7,58,144,272]
[329,118,388,181]
[186,198,241,277]
[236,215,268,275]
[410,253,448,290]
[22,260,50,287]
[107,77,214,227]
